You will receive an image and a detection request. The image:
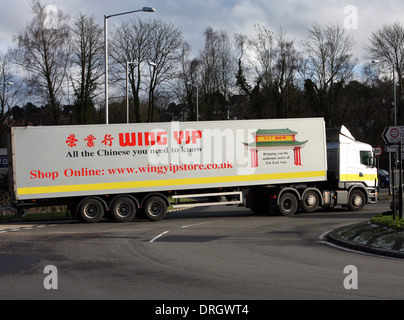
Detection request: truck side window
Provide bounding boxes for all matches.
[360,151,372,166]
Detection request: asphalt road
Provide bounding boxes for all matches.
[0,199,403,301]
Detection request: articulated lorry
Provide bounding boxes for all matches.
[8,118,378,222]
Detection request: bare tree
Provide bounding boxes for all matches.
[365,21,404,124]
[110,18,184,122]
[0,51,17,121]
[235,25,300,118]
[109,18,153,122]
[272,30,299,117]
[249,24,275,88]
[12,0,70,124]
[70,13,104,124]
[234,33,252,95]
[146,19,184,122]
[173,42,201,121]
[300,23,356,127]
[0,51,19,145]
[199,27,235,120]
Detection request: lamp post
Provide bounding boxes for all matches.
[187,82,199,121]
[372,59,397,125]
[147,61,157,122]
[104,7,155,124]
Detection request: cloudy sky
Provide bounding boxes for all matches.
[1,0,403,64]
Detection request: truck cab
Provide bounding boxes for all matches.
[326,126,378,209]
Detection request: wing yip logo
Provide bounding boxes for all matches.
[243,128,308,168]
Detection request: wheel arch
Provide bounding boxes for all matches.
[347,184,370,204]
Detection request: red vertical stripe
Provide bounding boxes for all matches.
[251,149,258,168]
[294,147,302,166]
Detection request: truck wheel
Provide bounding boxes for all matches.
[278,192,298,216]
[79,198,104,223]
[348,190,365,211]
[142,196,167,221]
[301,191,319,213]
[110,197,137,222]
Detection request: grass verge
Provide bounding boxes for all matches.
[0,211,68,221]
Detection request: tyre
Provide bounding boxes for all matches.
[141,196,167,221]
[301,190,320,213]
[278,192,298,216]
[348,190,365,211]
[110,197,137,222]
[78,198,104,223]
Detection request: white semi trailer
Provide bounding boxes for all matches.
[8,118,377,222]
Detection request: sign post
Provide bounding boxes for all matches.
[373,147,382,192]
[383,127,404,219]
[398,141,403,219]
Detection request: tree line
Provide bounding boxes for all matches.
[1,0,404,158]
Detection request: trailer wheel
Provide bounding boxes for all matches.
[79,198,104,223]
[142,196,167,221]
[348,190,365,211]
[110,197,137,222]
[301,190,320,213]
[278,192,298,216]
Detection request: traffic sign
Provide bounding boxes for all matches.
[385,144,399,153]
[385,144,404,160]
[383,126,404,144]
[373,147,383,156]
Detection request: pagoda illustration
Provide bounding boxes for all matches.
[243,128,308,168]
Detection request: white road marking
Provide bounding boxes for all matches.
[149,220,222,242]
[149,231,169,243]
[181,220,222,229]
[0,224,56,234]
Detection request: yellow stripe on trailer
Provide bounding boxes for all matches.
[17,171,327,196]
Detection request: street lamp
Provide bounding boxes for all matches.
[104,7,156,124]
[126,60,156,123]
[187,82,199,121]
[372,59,397,125]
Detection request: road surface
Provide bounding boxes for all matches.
[0,199,402,300]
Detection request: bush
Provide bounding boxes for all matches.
[371,215,404,230]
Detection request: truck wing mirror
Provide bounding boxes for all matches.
[371,157,376,168]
